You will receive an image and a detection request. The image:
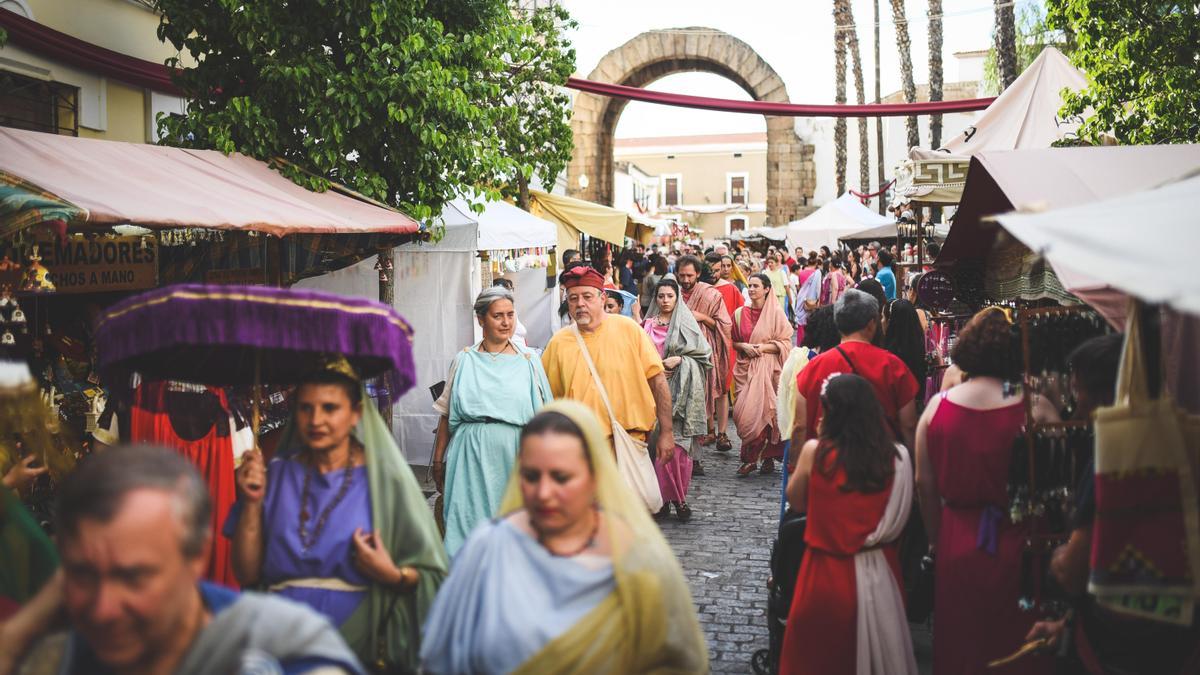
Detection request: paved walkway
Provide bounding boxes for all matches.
[659,430,933,674]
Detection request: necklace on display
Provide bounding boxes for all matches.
[298,451,356,551]
[480,341,510,361]
[539,508,600,557]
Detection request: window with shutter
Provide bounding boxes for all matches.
[664,177,679,206]
[730,176,746,205]
[0,71,79,136]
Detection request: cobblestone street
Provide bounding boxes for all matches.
[659,429,933,674]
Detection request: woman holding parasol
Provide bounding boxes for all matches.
[96,284,447,673]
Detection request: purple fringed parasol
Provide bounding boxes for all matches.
[95,284,415,398]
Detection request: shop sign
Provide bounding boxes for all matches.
[916,270,955,312]
[0,236,158,294]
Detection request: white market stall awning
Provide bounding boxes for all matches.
[894,47,1089,205]
[993,171,1200,316]
[785,193,894,251]
[0,126,419,237]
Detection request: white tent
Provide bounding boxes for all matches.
[993,171,1200,317]
[297,198,558,465]
[784,193,894,251]
[895,47,1089,204]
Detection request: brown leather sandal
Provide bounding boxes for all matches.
[737,462,757,477]
[715,433,733,452]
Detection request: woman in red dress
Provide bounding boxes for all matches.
[780,374,917,675]
[915,309,1059,674]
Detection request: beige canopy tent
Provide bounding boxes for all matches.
[529,189,655,263]
[893,47,1089,206]
[0,126,419,237]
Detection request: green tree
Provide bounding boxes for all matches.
[153,0,575,221]
[982,4,1069,95]
[1048,0,1200,145]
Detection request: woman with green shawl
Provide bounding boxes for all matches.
[228,356,447,673]
[641,276,712,520]
[420,400,709,674]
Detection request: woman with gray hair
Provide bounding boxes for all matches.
[431,286,552,555]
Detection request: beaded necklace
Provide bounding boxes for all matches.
[298,451,357,551]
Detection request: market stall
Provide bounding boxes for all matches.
[296,198,558,466]
[783,193,893,252]
[0,126,420,442]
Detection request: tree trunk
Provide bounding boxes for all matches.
[890,0,920,151]
[516,173,531,211]
[928,0,944,148]
[874,0,884,214]
[833,1,848,196]
[994,0,1018,90]
[839,0,869,199]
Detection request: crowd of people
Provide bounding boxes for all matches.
[2,234,1195,675]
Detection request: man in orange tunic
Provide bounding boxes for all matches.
[709,253,745,453]
[675,256,732,461]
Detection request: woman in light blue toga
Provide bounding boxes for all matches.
[431,286,551,556]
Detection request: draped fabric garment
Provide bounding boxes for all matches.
[779,448,916,675]
[0,486,57,618]
[731,301,792,464]
[267,389,448,673]
[420,401,708,675]
[642,305,711,503]
[713,280,745,386]
[130,381,238,588]
[926,396,1052,675]
[442,343,551,556]
[682,282,732,418]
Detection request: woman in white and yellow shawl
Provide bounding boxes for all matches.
[420,400,708,674]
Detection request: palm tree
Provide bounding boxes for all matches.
[928,0,944,148]
[844,0,870,198]
[890,0,919,151]
[873,0,884,213]
[833,2,848,196]
[994,0,1018,89]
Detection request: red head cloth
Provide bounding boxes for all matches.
[562,266,606,290]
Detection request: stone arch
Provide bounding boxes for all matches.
[569,28,815,226]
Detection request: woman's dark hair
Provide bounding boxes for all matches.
[1067,333,1122,407]
[817,374,897,494]
[952,308,1019,380]
[520,411,592,466]
[884,300,927,382]
[801,305,839,352]
[654,277,680,299]
[820,246,831,257]
[297,369,362,407]
[830,256,843,270]
[604,290,625,309]
[751,272,772,289]
[856,279,887,316]
[652,254,669,276]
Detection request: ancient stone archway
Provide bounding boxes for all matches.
[569,28,815,226]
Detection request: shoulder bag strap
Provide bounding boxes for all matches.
[571,324,621,428]
[835,345,858,374]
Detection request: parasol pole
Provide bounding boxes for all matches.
[252,351,262,448]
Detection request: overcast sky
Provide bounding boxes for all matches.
[560,0,1042,138]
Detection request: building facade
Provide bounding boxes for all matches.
[0,0,187,144]
[613,132,769,241]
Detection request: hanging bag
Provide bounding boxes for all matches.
[1089,302,1200,626]
[572,325,664,513]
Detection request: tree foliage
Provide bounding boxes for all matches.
[981,4,1067,95]
[153,0,576,221]
[1047,0,1200,145]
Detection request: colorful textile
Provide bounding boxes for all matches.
[779,448,913,675]
[0,171,83,239]
[421,400,708,674]
[261,389,447,672]
[1091,307,1200,625]
[131,382,238,588]
[441,342,551,556]
[926,395,1052,675]
[0,486,58,616]
[541,315,664,439]
[714,280,745,385]
[642,303,712,441]
[731,300,792,463]
[562,266,606,289]
[794,269,821,327]
[796,342,919,442]
[764,267,790,313]
[420,518,616,675]
[820,270,851,306]
[656,447,693,503]
[682,281,732,417]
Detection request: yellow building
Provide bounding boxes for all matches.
[0,0,187,143]
[613,132,769,242]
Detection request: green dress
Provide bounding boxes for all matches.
[443,342,551,556]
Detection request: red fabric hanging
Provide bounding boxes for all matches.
[129,382,239,588]
[567,76,996,118]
